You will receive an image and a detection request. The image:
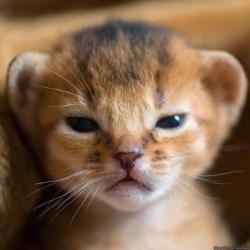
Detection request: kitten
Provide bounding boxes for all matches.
[7,20,247,249]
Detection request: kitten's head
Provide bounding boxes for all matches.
[7,21,247,212]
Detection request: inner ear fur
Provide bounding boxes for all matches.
[7,52,49,115]
[199,50,248,126]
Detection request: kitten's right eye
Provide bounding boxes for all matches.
[66,117,99,133]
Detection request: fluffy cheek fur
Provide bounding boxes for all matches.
[44,128,108,192]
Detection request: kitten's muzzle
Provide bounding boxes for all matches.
[113,151,143,172]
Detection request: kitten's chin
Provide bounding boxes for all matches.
[97,182,162,212]
[99,193,150,212]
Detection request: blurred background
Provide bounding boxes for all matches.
[0,0,250,245]
[0,0,205,17]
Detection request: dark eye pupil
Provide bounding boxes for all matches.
[66,117,98,133]
[156,115,186,129]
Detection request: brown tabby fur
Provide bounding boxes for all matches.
[1,1,250,249]
[7,20,248,249]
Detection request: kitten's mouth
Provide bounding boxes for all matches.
[106,175,151,192]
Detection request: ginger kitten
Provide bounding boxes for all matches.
[7,21,247,249]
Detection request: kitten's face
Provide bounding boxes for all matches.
[8,26,247,212]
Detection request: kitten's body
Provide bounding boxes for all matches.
[7,21,247,249]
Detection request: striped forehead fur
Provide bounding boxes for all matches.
[53,20,173,94]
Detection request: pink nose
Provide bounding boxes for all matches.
[113,151,142,172]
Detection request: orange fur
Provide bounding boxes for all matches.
[1,0,250,248]
[7,21,248,249]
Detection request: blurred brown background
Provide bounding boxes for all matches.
[0,0,249,244]
[0,0,128,16]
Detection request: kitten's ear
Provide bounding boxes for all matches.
[200,50,248,126]
[7,52,49,114]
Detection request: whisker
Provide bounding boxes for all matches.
[25,181,60,198]
[53,179,97,213]
[198,170,243,178]
[168,189,187,208]
[49,48,85,88]
[49,178,101,224]
[33,84,83,100]
[35,181,85,211]
[175,181,214,216]
[168,148,204,160]
[45,67,82,94]
[69,186,94,227]
[37,169,96,185]
[190,176,232,185]
[84,184,101,212]
[45,181,93,223]
[27,169,96,198]
[178,178,218,201]
[50,168,102,178]
[181,170,233,185]
[70,182,101,227]
[46,103,83,108]
[50,48,94,99]
[36,181,85,218]
[67,53,94,98]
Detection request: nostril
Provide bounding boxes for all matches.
[113,151,143,171]
[114,151,142,162]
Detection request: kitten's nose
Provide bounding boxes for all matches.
[113,151,142,172]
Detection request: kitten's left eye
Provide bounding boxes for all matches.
[66,117,99,133]
[156,115,186,129]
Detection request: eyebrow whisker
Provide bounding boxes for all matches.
[45,103,83,108]
[33,84,84,100]
[45,67,82,94]
[50,48,94,100]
